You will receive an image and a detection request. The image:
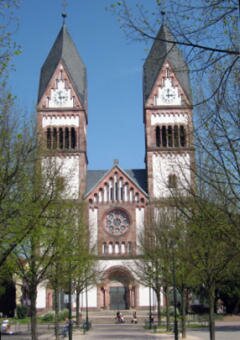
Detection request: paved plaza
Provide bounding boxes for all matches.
[83,322,240,340]
[2,321,240,340]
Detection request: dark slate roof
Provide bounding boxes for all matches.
[143,24,192,103]
[125,169,148,193]
[38,25,87,109]
[86,168,148,196]
[86,170,108,194]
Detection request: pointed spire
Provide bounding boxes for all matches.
[38,24,87,110]
[143,24,192,103]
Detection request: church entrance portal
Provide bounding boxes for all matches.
[109,286,127,310]
[99,266,137,310]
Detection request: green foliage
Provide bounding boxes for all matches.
[16,305,28,319]
[39,309,68,322]
[39,311,55,322]
[0,0,21,77]
[161,306,179,317]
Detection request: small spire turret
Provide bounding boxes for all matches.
[161,10,165,24]
[62,0,68,25]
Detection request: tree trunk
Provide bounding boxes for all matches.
[54,286,60,340]
[29,284,38,340]
[156,289,161,327]
[76,290,81,327]
[181,285,187,339]
[208,285,216,340]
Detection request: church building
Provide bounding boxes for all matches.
[36,21,194,310]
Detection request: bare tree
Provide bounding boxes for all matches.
[110,0,239,104]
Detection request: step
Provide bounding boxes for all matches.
[80,310,150,325]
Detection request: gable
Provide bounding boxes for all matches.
[85,166,148,207]
[145,60,191,107]
[38,61,83,110]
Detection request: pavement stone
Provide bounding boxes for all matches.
[3,320,240,339]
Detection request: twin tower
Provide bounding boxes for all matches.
[37,23,194,310]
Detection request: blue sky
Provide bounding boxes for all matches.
[10,0,158,170]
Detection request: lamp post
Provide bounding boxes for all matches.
[68,272,72,340]
[85,274,89,331]
[172,247,178,340]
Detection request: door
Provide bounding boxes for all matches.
[109,287,127,310]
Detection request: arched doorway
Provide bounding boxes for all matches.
[109,282,128,310]
[99,266,137,310]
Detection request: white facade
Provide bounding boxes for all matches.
[151,112,189,125]
[138,285,163,308]
[36,282,47,309]
[135,207,144,255]
[152,153,191,198]
[42,156,80,199]
[42,115,79,128]
[89,208,98,253]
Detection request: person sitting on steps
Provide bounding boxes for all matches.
[116,311,125,323]
[131,311,138,324]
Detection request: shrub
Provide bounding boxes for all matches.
[161,306,180,316]
[39,309,69,323]
[40,312,55,322]
[58,309,68,321]
[191,304,209,314]
[16,305,28,319]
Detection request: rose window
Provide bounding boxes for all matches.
[104,209,130,235]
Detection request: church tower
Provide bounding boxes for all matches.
[37,24,87,198]
[143,25,194,199]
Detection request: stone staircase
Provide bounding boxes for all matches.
[83,309,150,325]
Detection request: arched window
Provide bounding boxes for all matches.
[102,242,107,255]
[162,126,167,147]
[180,125,186,147]
[65,127,69,149]
[53,128,57,149]
[108,242,113,254]
[115,242,120,254]
[59,128,63,149]
[168,126,173,147]
[71,127,76,149]
[120,177,124,201]
[168,174,177,188]
[127,242,132,254]
[93,193,98,203]
[174,125,179,147]
[121,242,126,254]
[156,126,161,147]
[47,128,51,149]
[110,187,113,201]
[115,181,118,201]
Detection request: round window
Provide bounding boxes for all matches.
[104,209,130,236]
